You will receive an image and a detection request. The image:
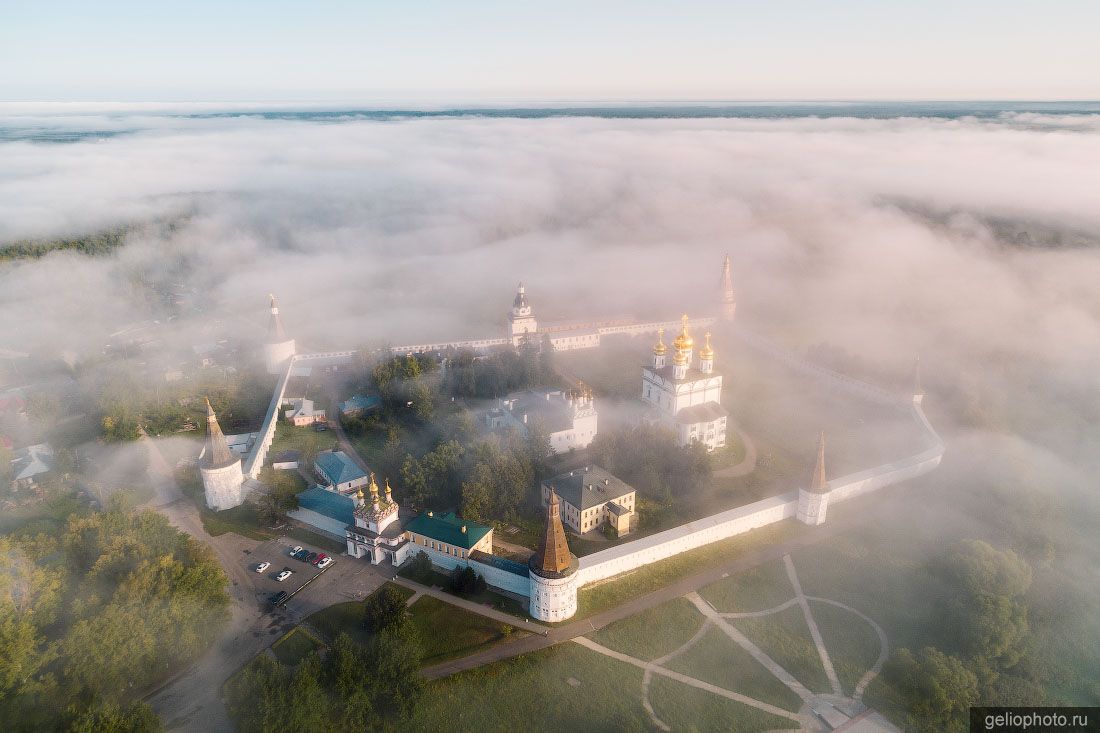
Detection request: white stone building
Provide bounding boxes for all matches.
[541,465,636,536]
[487,388,598,453]
[507,283,538,346]
[345,476,410,564]
[641,316,728,451]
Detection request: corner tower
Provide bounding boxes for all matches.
[796,431,829,525]
[508,283,538,346]
[199,397,244,511]
[720,254,737,322]
[528,489,579,621]
[263,294,296,374]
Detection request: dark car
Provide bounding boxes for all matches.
[305,552,318,564]
[293,549,310,560]
[312,553,328,566]
[269,591,288,607]
[312,423,328,432]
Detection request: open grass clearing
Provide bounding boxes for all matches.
[647,673,800,732]
[591,597,703,661]
[809,599,883,696]
[408,595,524,665]
[698,557,794,613]
[664,625,804,713]
[732,605,831,694]
[271,627,324,667]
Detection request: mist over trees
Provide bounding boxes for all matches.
[0,496,230,732]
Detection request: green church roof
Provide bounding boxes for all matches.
[405,511,491,550]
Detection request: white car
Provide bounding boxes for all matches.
[316,557,334,570]
[289,546,303,556]
[255,561,271,573]
[275,570,293,582]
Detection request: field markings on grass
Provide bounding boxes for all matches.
[573,636,801,723]
[784,554,843,696]
[686,592,815,703]
[804,596,889,702]
[721,597,800,619]
[640,618,715,731]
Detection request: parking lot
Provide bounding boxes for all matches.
[241,536,389,622]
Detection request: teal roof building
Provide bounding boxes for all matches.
[405,511,492,551]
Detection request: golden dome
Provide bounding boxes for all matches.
[672,314,693,350]
[653,328,667,356]
[368,472,380,498]
[672,348,689,366]
[699,332,714,360]
[356,487,365,503]
[384,478,393,499]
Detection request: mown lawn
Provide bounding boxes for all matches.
[664,625,804,712]
[732,605,831,694]
[408,595,523,665]
[398,564,529,618]
[647,674,799,732]
[271,627,324,666]
[306,582,415,647]
[592,597,703,661]
[809,599,884,696]
[198,502,273,541]
[698,557,795,613]
[576,519,804,620]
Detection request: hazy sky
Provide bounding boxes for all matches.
[3,1,1099,101]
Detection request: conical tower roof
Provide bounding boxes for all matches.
[268,294,288,343]
[532,490,575,576]
[202,397,239,469]
[808,431,828,494]
[721,254,735,302]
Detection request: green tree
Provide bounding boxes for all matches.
[67,700,163,733]
[364,584,409,633]
[883,647,979,733]
[460,463,494,522]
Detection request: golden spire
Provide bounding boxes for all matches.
[356,486,365,504]
[699,332,714,360]
[384,478,393,502]
[653,328,667,356]
[672,314,693,351]
[368,472,380,499]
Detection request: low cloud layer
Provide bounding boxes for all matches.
[1,108,1098,484]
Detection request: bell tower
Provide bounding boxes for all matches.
[720,254,737,322]
[508,282,538,346]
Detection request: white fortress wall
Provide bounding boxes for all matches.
[413,545,531,596]
[389,338,510,355]
[243,359,295,479]
[576,492,798,586]
[599,317,717,338]
[576,399,944,589]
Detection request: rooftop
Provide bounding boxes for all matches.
[644,364,714,383]
[544,465,635,511]
[675,401,729,424]
[11,443,53,481]
[341,394,381,413]
[296,486,356,526]
[500,389,579,433]
[314,450,366,485]
[405,511,491,550]
[470,550,530,577]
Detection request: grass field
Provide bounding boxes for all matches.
[647,674,799,732]
[592,597,702,661]
[198,502,273,540]
[268,422,341,467]
[664,625,804,712]
[305,582,417,647]
[576,519,804,620]
[809,599,883,695]
[408,595,523,665]
[698,557,794,613]
[731,604,830,695]
[271,627,324,666]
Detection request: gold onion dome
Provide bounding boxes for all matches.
[368,472,380,498]
[673,314,693,350]
[699,332,714,360]
[653,328,667,355]
[384,478,393,500]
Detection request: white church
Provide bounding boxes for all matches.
[642,316,728,451]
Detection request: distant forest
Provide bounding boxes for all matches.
[0,216,189,262]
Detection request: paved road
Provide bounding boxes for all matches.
[713,417,758,478]
[420,515,857,680]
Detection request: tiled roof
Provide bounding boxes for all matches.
[296,486,355,526]
[314,451,366,485]
[544,465,634,511]
[405,511,491,550]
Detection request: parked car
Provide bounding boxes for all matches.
[275,569,293,582]
[312,553,328,566]
[305,552,318,564]
[316,557,334,570]
[255,561,270,573]
[293,549,310,560]
[269,591,288,606]
[313,423,328,432]
[289,546,303,556]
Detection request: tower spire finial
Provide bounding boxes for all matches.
[810,431,827,493]
[267,294,287,342]
[720,254,736,321]
[536,489,572,574]
[201,396,236,468]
